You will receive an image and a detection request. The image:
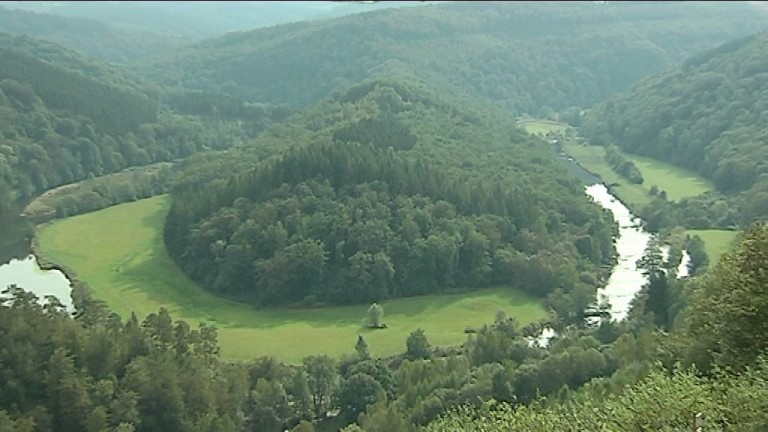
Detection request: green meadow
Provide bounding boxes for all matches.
[519,118,569,135]
[563,142,713,207]
[685,229,740,265]
[37,195,547,364]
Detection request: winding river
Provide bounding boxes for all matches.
[0,157,687,325]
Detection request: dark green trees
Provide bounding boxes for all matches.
[684,222,768,372]
[405,329,431,360]
[164,79,615,308]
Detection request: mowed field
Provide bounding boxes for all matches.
[685,229,740,265]
[37,195,547,364]
[563,142,713,207]
[519,118,569,136]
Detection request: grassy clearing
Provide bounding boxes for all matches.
[685,229,739,265]
[519,119,569,136]
[37,195,546,364]
[563,142,651,207]
[625,153,712,201]
[563,142,713,207]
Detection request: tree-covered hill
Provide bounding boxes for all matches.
[0,32,162,97]
[581,30,768,223]
[136,1,768,116]
[0,34,268,214]
[164,78,617,313]
[0,6,187,63]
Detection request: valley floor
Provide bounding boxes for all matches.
[36,195,546,363]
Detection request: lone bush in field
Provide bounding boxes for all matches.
[365,303,385,329]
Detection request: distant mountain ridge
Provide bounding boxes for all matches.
[135,1,768,116]
[0,5,186,62]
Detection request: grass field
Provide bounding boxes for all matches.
[685,229,740,265]
[519,119,569,136]
[563,142,652,208]
[563,142,713,207]
[37,195,547,363]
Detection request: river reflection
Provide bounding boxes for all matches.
[0,254,73,312]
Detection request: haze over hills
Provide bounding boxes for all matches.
[0,5,187,62]
[135,1,768,117]
[0,1,428,40]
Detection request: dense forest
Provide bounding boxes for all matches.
[3,221,767,431]
[582,30,768,225]
[136,1,768,116]
[0,31,294,215]
[430,222,768,431]
[164,79,616,314]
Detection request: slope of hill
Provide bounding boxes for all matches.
[0,32,161,97]
[164,77,617,316]
[0,34,251,213]
[581,31,768,223]
[136,1,768,116]
[0,6,186,63]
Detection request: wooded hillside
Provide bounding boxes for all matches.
[164,78,617,311]
[581,31,768,223]
[137,1,768,116]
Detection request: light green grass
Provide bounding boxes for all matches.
[685,229,739,265]
[37,195,546,364]
[563,142,652,207]
[563,142,713,207]
[519,119,569,136]
[623,153,712,202]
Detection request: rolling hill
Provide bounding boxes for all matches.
[136,1,768,116]
[581,30,768,223]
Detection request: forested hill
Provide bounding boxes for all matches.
[0,6,186,63]
[164,78,617,313]
[136,1,768,116]
[0,34,259,213]
[0,32,161,98]
[581,31,768,222]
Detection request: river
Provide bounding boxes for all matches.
[0,207,74,312]
[0,156,689,325]
[0,254,74,312]
[533,156,689,347]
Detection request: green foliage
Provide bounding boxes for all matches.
[605,145,644,184]
[427,359,768,431]
[405,329,431,361]
[164,78,614,310]
[138,2,768,117]
[355,335,371,361]
[366,303,385,329]
[337,373,386,423]
[0,36,257,214]
[683,222,768,372]
[0,8,185,63]
[0,287,245,432]
[582,30,768,223]
[303,355,338,419]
